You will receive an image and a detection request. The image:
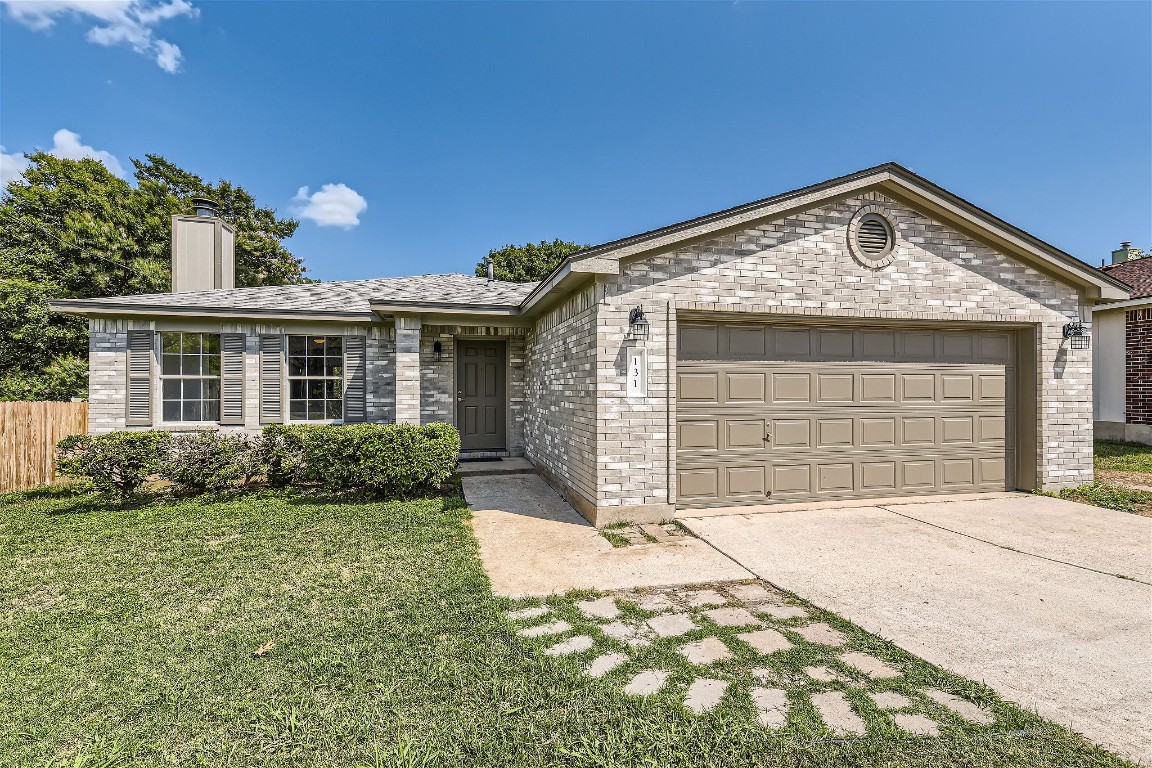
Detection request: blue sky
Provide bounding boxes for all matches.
[2,1,1149,281]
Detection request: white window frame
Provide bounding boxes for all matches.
[285,334,345,423]
[158,331,222,424]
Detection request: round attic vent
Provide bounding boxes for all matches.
[848,206,897,268]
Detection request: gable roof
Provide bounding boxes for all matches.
[1100,258,1152,300]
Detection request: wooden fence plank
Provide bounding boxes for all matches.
[0,401,89,493]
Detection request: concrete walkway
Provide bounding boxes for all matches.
[463,474,751,597]
[680,496,1152,765]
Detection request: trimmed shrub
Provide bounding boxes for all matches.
[159,430,248,494]
[56,430,172,499]
[257,424,313,487]
[295,422,460,494]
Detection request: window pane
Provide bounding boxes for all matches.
[308,380,325,399]
[308,336,326,354]
[307,400,324,420]
[205,355,221,376]
[204,400,220,422]
[290,400,307,420]
[204,379,220,399]
[324,380,342,399]
[202,334,220,354]
[184,334,202,354]
[289,335,306,355]
[183,400,202,421]
[325,400,342,419]
[182,355,200,376]
[288,357,306,376]
[161,354,179,375]
[162,380,180,400]
[163,401,181,421]
[326,336,343,355]
[162,333,181,354]
[325,358,343,377]
[307,357,324,376]
[290,380,306,399]
[184,379,201,399]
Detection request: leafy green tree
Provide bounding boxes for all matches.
[0,152,308,400]
[474,239,587,283]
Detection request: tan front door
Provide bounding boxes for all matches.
[676,322,1015,508]
[456,340,507,451]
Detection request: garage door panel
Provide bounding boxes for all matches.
[817,463,854,492]
[817,373,854,402]
[942,458,975,486]
[772,373,811,402]
[819,330,853,357]
[726,420,767,450]
[679,421,718,449]
[772,464,811,495]
[727,466,766,496]
[775,328,811,356]
[861,418,896,446]
[679,468,718,499]
[726,372,766,402]
[679,373,719,402]
[942,374,975,401]
[816,419,853,447]
[861,374,897,402]
[941,416,974,444]
[861,461,897,491]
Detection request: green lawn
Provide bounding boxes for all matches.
[1053,441,1152,516]
[0,488,1133,768]
[1094,440,1152,475]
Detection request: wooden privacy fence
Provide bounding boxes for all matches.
[0,401,88,493]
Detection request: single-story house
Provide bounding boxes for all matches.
[51,163,1130,525]
[1092,246,1151,444]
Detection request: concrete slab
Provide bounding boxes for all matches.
[751,687,789,727]
[924,689,994,725]
[679,637,732,665]
[624,670,669,696]
[683,491,1025,519]
[577,597,620,620]
[755,604,808,620]
[811,691,866,735]
[793,622,847,646]
[457,457,536,477]
[586,652,628,678]
[684,678,728,713]
[544,635,594,656]
[465,474,751,597]
[894,713,939,737]
[505,606,548,621]
[647,613,696,638]
[726,583,774,603]
[840,651,901,679]
[736,628,792,655]
[600,620,652,647]
[804,665,846,683]
[679,588,727,607]
[518,620,570,638]
[703,607,760,627]
[681,498,1152,764]
[870,691,912,709]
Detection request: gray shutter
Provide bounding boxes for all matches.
[220,333,246,425]
[125,330,154,426]
[259,334,284,424]
[343,335,367,422]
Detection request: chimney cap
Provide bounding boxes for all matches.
[190,197,220,218]
[1121,241,1132,249]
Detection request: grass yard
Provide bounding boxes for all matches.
[0,487,1135,768]
[1053,441,1152,516]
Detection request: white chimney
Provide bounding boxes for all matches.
[1111,241,1142,265]
[171,197,236,293]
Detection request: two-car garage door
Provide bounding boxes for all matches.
[676,322,1016,509]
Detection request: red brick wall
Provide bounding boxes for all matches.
[1127,308,1152,424]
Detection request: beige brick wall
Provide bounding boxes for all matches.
[593,192,1092,511]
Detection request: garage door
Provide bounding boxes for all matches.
[676,322,1016,508]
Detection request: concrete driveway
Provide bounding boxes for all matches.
[680,494,1152,765]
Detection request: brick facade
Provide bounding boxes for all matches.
[1126,308,1152,424]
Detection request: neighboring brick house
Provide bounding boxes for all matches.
[51,164,1130,524]
[1093,247,1152,444]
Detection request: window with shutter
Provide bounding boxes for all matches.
[126,330,154,426]
[259,334,284,424]
[220,333,246,425]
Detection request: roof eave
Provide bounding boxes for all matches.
[48,300,378,324]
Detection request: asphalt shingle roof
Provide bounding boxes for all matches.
[74,274,538,315]
[1100,258,1152,300]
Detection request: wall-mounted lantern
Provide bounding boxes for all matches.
[627,306,650,342]
[1063,319,1090,350]
[433,340,443,361]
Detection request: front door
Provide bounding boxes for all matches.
[456,340,507,451]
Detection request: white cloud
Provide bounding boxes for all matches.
[1,130,125,183]
[2,0,198,73]
[1,147,31,186]
[293,184,368,229]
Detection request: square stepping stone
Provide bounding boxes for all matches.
[703,607,760,627]
[506,606,548,621]
[894,713,939,736]
[811,691,866,735]
[600,621,651,646]
[756,604,808,621]
[751,668,779,684]
[640,523,674,542]
[751,687,789,727]
[634,593,676,612]
[544,635,594,656]
[793,622,848,646]
[840,651,901,679]
[519,620,570,638]
[684,678,728,713]
[925,690,994,725]
[623,669,669,696]
[870,691,912,709]
[647,612,696,637]
[586,652,628,678]
[736,628,792,655]
[578,597,620,620]
[804,665,846,683]
[727,583,774,603]
[681,589,727,607]
[679,637,732,665]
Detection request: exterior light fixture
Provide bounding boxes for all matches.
[433,340,443,361]
[1063,319,1090,350]
[627,306,650,342]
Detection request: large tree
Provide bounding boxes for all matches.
[0,153,307,400]
[474,239,587,283]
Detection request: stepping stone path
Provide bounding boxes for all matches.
[794,622,847,646]
[639,523,676,543]
[751,687,789,727]
[925,690,995,725]
[703,607,760,627]
[840,651,901,679]
[544,635,594,656]
[894,713,940,736]
[578,597,620,620]
[506,606,548,621]
[870,691,912,709]
[647,612,696,637]
[727,583,773,603]
[586,652,628,678]
[805,665,846,683]
[757,604,808,620]
[684,678,728,713]
[635,593,677,612]
[600,621,652,647]
[519,620,570,638]
[683,589,727,607]
[624,670,669,696]
[679,637,732,665]
[737,628,792,655]
[811,691,867,735]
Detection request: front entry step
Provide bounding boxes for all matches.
[457,457,536,478]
